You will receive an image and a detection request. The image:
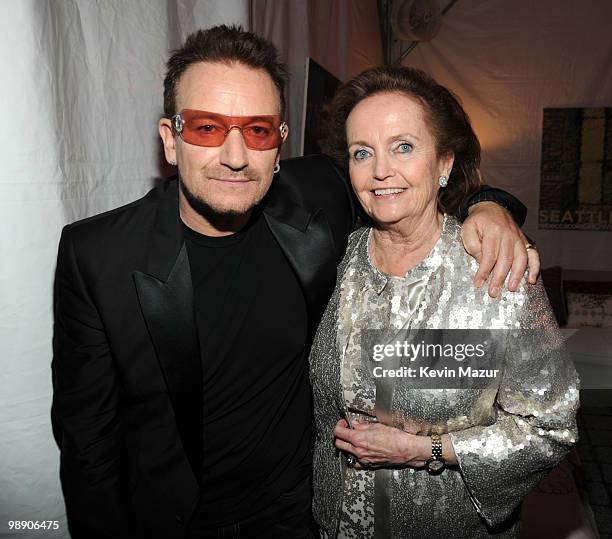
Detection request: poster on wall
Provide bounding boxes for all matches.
[301,58,341,156]
[539,107,612,231]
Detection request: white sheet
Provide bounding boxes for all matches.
[0,2,248,536]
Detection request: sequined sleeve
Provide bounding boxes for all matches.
[448,278,579,527]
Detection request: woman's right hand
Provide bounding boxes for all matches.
[333,419,429,469]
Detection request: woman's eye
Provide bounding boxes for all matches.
[397,143,413,153]
[353,149,370,160]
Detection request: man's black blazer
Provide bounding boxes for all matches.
[51,155,356,539]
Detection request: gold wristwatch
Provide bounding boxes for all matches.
[426,433,445,475]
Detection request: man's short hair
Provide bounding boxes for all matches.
[163,25,288,119]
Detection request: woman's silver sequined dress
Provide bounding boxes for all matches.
[309,216,579,538]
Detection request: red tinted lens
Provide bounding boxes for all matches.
[181,111,227,147]
[242,120,281,149]
[179,110,282,150]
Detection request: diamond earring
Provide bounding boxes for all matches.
[439,175,448,187]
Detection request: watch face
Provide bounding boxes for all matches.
[427,459,445,474]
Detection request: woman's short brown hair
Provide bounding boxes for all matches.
[325,65,481,216]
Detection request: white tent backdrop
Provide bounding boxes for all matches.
[6,0,608,536]
[0,2,249,537]
[252,0,383,157]
[403,0,612,273]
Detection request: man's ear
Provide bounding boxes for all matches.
[280,122,289,144]
[273,123,289,170]
[158,118,177,165]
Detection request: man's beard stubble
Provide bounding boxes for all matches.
[178,169,270,231]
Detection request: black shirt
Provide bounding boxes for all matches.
[184,209,312,528]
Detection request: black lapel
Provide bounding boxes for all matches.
[132,180,202,482]
[264,193,338,333]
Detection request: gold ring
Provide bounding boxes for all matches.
[525,242,535,251]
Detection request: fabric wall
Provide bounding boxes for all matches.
[0,2,249,537]
[252,0,383,157]
[4,0,608,536]
[403,0,612,272]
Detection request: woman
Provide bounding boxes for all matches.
[309,66,579,538]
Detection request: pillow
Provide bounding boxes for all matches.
[565,288,612,328]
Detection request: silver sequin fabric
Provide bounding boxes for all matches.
[309,216,579,538]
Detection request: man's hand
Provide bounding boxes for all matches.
[461,202,540,297]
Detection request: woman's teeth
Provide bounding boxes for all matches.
[374,188,406,196]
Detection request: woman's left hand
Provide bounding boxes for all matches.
[333,419,429,469]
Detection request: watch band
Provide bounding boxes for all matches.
[426,433,445,475]
[431,433,442,460]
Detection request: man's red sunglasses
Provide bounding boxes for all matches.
[171,109,287,150]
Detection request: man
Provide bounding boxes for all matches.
[52,25,538,539]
